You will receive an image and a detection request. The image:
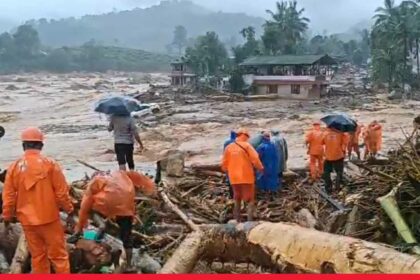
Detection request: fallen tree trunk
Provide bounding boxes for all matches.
[160,231,204,274]
[10,235,29,274]
[159,222,420,274]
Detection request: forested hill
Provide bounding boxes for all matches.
[26,0,264,52]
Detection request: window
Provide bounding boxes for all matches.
[267,85,278,94]
[291,84,301,95]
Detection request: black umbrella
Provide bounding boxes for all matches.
[321,113,357,133]
[94,96,141,116]
[0,126,4,138]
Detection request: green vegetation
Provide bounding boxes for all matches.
[227,1,370,70]
[371,0,420,89]
[170,25,188,56]
[184,31,229,76]
[262,1,309,55]
[0,25,172,73]
[27,0,264,53]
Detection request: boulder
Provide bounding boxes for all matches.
[160,150,185,177]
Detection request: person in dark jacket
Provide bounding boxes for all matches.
[271,130,288,173]
[256,132,280,200]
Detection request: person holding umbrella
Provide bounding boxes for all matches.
[108,114,144,171]
[321,113,355,193]
[95,96,145,171]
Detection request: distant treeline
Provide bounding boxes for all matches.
[0,25,172,74]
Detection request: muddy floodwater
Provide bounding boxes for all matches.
[0,72,419,181]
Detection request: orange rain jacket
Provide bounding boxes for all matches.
[77,171,155,231]
[365,123,383,153]
[305,127,324,156]
[2,150,74,226]
[222,134,264,185]
[351,124,363,145]
[322,128,349,161]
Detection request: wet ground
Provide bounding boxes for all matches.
[0,72,419,181]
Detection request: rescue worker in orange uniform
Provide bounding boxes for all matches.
[2,127,75,274]
[222,128,264,222]
[305,121,324,182]
[348,122,363,160]
[69,170,155,270]
[364,120,383,159]
[322,127,349,193]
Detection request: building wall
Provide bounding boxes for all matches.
[255,83,320,99]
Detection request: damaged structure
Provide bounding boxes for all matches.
[169,60,197,87]
[240,54,337,99]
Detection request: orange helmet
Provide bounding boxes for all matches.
[21,127,44,142]
[236,128,250,138]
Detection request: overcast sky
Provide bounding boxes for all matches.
[0,0,401,33]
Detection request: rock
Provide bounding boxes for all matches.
[132,249,161,274]
[296,208,317,229]
[160,150,185,177]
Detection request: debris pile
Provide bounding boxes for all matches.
[1,118,420,274]
[329,64,370,96]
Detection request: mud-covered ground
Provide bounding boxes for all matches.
[0,72,418,181]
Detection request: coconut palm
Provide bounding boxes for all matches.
[263,1,310,54]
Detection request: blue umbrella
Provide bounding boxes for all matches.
[321,113,357,133]
[94,96,142,116]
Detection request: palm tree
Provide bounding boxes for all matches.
[372,0,415,87]
[240,26,256,41]
[374,0,397,27]
[263,1,310,54]
[285,1,310,43]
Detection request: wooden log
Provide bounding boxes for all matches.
[354,162,399,181]
[344,205,360,236]
[194,170,224,178]
[160,231,204,274]
[190,164,222,173]
[10,235,29,274]
[160,222,420,274]
[159,187,200,232]
[247,222,420,273]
